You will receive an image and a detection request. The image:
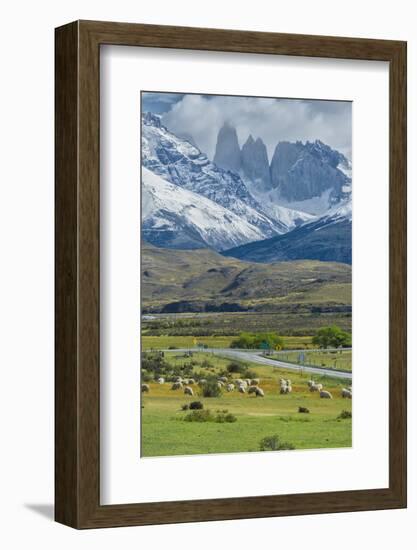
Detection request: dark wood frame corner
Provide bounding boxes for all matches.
[55,20,407,529]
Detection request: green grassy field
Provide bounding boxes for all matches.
[141,334,314,350]
[141,352,352,457]
[271,350,352,372]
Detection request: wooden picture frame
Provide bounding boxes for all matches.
[55,20,407,528]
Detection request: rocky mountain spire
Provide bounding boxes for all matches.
[241,135,271,190]
[213,122,242,173]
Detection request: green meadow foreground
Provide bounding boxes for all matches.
[141,352,352,457]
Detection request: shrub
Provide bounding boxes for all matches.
[227,362,245,374]
[201,378,222,397]
[298,406,310,414]
[184,409,237,423]
[230,331,284,350]
[338,410,352,419]
[216,412,237,423]
[189,401,203,410]
[141,370,152,382]
[259,435,295,451]
[184,410,214,422]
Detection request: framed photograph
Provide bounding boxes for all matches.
[55,20,407,528]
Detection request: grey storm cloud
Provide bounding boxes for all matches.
[158,94,352,161]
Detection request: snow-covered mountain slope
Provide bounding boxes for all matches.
[142,167,265,251]
[242,179,315,225]
[142,112,295,236]
[223,199,352,264]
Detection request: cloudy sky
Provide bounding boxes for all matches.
[142,92,352,160]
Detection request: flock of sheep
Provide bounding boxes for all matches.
[141,375,352,400]
[307,379,352,399]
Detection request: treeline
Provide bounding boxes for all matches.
[230,332,284,350]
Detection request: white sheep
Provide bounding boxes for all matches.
[250,378,260,386]
[219,376,228,383]
[198,379,207,386]
[226,383,235,392]
[157,377,165,384]
[171,381,183,390]
[342,388,352,399]
[184,386,193,396]
[141,383,150,393]
[255,387,265,397]
[248,386,257,395]
[320,390,333,399]
[238,385,246,393]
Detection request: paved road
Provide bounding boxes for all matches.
[157,348,352,380]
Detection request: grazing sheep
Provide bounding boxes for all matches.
[188,378,195,385]
[141,384,150,393]
[239,380,248,388]
[157,377,165,384]
[217,380,224,387]
[226,383,235,392]
[174,376,182,383]
[219,376,228,383]
[238,385,246,393]
[342,388,352,399]
[307,380,314,388]
[280,378,286,385]
[280,385,287,394]
[250,378,260,386]
[198,379,207,386]
[245,379,251,387]
[171,382,183,390]
[320,390,333,399]
[298,406,310,413]
[184,386,193,396]
[309,383,320,392]
[235,379,243,386]
[248,386,257,395]
[255,387,265,397]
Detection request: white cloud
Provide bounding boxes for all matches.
[161,94,352,160]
